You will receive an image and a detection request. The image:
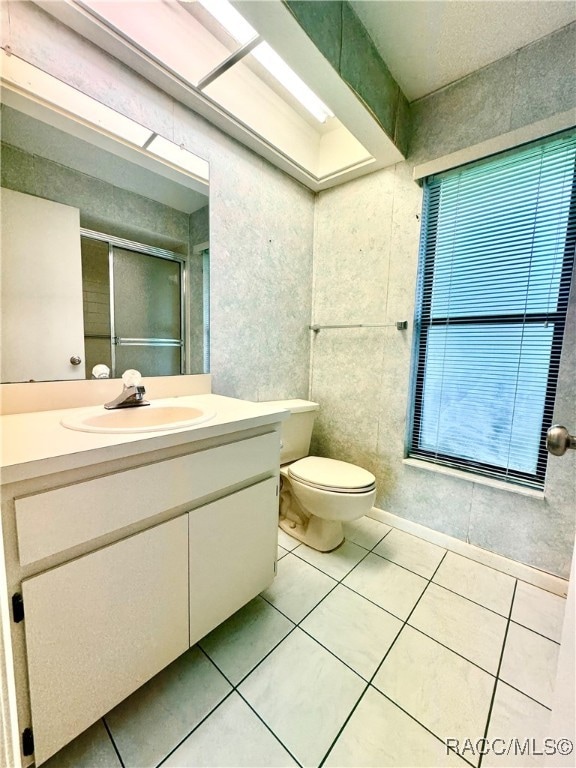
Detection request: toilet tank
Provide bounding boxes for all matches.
[263,399,319,464]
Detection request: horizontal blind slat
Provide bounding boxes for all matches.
[411,129,575,488]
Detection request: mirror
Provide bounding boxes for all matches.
[0,101,209,384]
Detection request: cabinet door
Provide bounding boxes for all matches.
[189,478,278,646]
[22,515,189,765]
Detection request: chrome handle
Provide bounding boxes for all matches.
[70,355,82,366]
[546,425,576,456]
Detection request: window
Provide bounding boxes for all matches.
[409,131,576,489]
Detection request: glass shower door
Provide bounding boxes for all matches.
[112,247,183,376]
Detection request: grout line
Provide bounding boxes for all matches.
[102,717,126,768]
[234,689,304,768]
[478,580,517,768]
[318,683,370,767]
[375,688,479,768]
[371,514,568,595]
[426,579,514,620]
[155,689,237,768]
[290,543,372,583]
[195,643,237,688]
[507,618,562,646]
[403,623,499,679]
[494,679,553,712]
[297,624,370,683]
[371,548,445,580]
[367,549,449,684]
[193,525,552,767]
[338,581,409,623]
[228,624,299,689]
[319,550,449,766]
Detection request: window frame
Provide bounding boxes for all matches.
[408,133,576,490]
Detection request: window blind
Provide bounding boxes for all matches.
[409,130,576,489]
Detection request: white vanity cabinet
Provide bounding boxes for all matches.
[189,478,278,645]
[1,415,282,767]
[22,515,190,765]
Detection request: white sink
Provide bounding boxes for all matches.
[61,404,216,434]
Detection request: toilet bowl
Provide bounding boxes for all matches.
[280,457,376,551]
[262,400,376,552]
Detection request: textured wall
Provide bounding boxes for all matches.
[3,1,315,401]
[311,25,576,578]
[410,22,576,165]
[0,139,191,252]
[3,2,574,576]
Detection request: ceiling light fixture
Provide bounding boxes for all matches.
[146,135,210,180]
[1,52,209,183]
[1,52,153,147]
[195,0,334,123]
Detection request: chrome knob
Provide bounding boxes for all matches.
[546,425,576,456]
[70,355,82,366]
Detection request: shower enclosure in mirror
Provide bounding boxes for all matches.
[81,232,187,378]
[0,83,210,383]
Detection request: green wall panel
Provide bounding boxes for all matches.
[284,0,409,156]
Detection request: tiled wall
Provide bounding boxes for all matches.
[311,24,576,579]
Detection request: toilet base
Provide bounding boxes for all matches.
[279,515,344,552]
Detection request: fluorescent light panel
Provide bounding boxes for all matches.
[1,53,153,146]
[147,135,210,180]
[1,52,209,182]
[196,0,334,123]
[196,0,257,45]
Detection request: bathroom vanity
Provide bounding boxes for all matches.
[0,393,286,766]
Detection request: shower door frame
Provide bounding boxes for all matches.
[81,229,187,377]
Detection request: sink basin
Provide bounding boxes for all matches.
[61,404,216,434]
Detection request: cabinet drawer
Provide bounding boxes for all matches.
[16,431,279,566]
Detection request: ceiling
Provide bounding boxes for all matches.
[351,0,576,101]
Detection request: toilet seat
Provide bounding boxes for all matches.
[288,456,376,494]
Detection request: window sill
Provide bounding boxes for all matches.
[402,458,546,499]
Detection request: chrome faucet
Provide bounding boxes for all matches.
[104,370,150,410]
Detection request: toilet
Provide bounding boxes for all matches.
[265,400,376,552]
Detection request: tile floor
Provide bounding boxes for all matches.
[44,517,567,768]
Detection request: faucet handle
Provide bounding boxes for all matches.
[121,369,142,388]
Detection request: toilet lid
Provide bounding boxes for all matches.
[288,457,376,492]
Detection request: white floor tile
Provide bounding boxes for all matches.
[343,516,391,550]
[511,582,566,642]
[342,552,428,620]
[433,552,516,616]
[162,692,297,767]
[239,628,365,767]
[277,527,301,552]
[294,539,368,580]
[373,625,494,761]
[277,545,289,560]
[409,582,507,674]
[260,552,336,622]
[200,597,294,684]
[325,686,469,767]
[499,623,560,708]
[301,584,402,679]
[374,528,446,578]
[105,647,232,768]
[483,681,551,767]
[42,720,121,768]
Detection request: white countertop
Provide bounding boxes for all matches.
[0,394,288,485]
